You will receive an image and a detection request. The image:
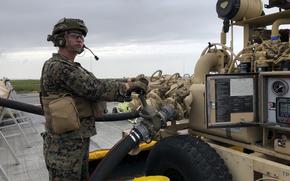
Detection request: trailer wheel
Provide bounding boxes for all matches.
[145,135,232,181]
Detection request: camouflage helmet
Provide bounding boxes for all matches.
[52,17,88,37]
[47,18,88,47]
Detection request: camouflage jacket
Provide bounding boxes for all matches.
[40,53,127,138]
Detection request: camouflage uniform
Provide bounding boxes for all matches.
[40,53,127,181]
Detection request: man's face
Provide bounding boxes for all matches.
[65,31,85,54]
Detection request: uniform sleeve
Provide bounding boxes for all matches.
[53,61,126,101]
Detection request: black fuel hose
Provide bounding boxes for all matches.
[95,111,140,121]
[89,95,175,181]
[0,97,44,115]
[89,127,143,181]
[0,97,140,121]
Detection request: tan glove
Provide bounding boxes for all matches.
[131,77,149,94]
[123,77,149,96]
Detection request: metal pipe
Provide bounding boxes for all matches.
[193,53,219,84]
[220,31,226,45]
[227,49,243,73]
[271,18,290,40]
[201,43,236,57]
[230,20,234,53]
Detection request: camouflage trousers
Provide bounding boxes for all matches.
[41,132,90,181]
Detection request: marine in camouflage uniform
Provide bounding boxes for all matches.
[41,18,147,181]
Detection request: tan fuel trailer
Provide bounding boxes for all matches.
[3,1,290,180]
[133,0,290,181]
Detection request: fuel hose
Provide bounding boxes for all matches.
[89,125,146,181]
[0,96,174,181]
[89,96,175,181]
[0,97,140,121]
[0,97,44,115]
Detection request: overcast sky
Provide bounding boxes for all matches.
[0,0,274,79]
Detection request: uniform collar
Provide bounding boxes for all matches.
[52,53,81,66]
[52,53,69,61]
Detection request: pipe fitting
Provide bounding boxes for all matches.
[271,18,290,40]
[132,123,151,142]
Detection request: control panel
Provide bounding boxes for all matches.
[267,77,290,125]
[206,73,258,127]
[276,97,290,124]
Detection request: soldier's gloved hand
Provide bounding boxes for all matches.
[129,77,149,95]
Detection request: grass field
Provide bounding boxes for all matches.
[9,78,129,92]
[11,79,40,92]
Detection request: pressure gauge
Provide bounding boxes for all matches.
[272,80,289,96]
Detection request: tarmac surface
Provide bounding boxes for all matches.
[0,93,134,181]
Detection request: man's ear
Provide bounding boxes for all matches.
[58,37,66,47]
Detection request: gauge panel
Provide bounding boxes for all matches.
[272,80,289,96]
[267,77,290,124]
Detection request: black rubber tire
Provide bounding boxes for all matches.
[145,135,232,181]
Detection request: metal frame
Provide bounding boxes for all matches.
[210,141,290,181]
[205,73,259,128]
